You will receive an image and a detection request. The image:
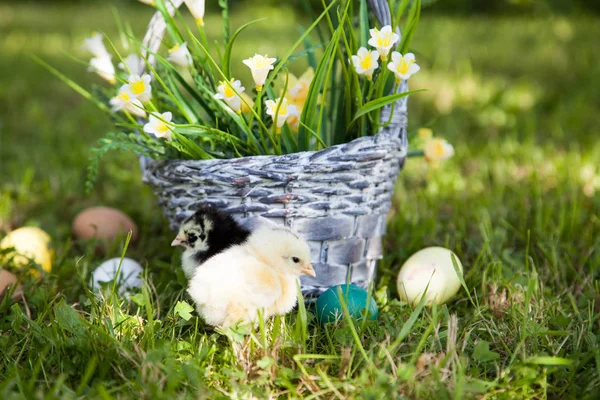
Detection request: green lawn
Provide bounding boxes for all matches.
[1,2,600,399]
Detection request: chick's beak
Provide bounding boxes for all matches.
[301,263,316,277]
[171,236,187,247]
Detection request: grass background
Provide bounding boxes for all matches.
[1,1,600,398]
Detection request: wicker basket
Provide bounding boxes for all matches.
[140,0,409,298]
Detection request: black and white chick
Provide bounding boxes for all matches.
[171,207,251,278]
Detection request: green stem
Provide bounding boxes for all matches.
[407,150,425,157]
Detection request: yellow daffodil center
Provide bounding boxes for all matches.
[276,102,288,115]
[375,31,392,47]
[360,53,374,70]
[252,56,271,69]
[427,139,447,160]
[117,91,131,101]
[168,44,180,54]
[220,80,236,98]
[269,100,288,116]
[155,121,170,134]
[397,58,415,75]
[432,141,445,157]
[131,80,146,95]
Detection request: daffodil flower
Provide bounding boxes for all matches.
[82,32,110,59]
[243,54,277,92]
[214,79,245,113]
[387,52,420,83]
[167,42,193,69]
[286,107,301,132]
[285,67,313,110]
[109,85,146,118]
[89,57,116,84]
[368,25,400,61]
[143,112,174,141]
[184,0,205,26]
[137,0,155,6]
[118,54,144,75]
[265,97,297,131]
[240,92,255,114]
[424,137,454,166]
[127,74,152,103]
[351,47,379,80]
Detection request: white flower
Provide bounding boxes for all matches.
[118,54,144,76]
[89,57,116,84]
[243,54,277,91]
[167,42,193,69]
[109,85,146,118]
[424,138,454,165]
[265,97,298,130]
[184,0,205,26]
[137,0,155,5]
[214,79,245,113]
[82,32,110,59]
[127,74,152,103]
[143,112,174,140]
[387,52,420,83]
[351,47,379,80]
[367,25,400,61]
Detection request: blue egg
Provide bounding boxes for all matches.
[316,284,379,324]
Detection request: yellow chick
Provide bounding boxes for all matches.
[187,226,316,328]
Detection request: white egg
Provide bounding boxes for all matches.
[90,257,144,296]
[397,247,463,306]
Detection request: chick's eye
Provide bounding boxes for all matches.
[187,233,197,242]
[292,257,300,263]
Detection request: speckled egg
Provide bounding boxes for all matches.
[0,227,54,273]
[73,207,138,243]
[397,247,463,306]
[89,257,144,296]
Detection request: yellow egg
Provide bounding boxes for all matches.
[0,227,54,273]
[397,247,463,306]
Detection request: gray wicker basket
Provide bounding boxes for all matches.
[140,0,409,298]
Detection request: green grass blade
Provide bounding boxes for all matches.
[351,88,425,123]
[218,0,230,43]
[359,0,369,47]
[31,55,112,114]
[223,18,266,79]
[393,0,412,33]
[262,0,338,92]
[399,0,421,53]
[298,28,342,151]
[172,131,213,160]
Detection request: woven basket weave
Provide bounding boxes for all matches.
[140,0,409,298]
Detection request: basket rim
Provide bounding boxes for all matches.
[142,124,407,170]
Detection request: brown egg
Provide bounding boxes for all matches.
[72,207,138,243]
[0,269,23,300]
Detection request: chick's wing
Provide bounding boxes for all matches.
[188,245,283,310]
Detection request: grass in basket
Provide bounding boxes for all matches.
[34,0,425,192]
